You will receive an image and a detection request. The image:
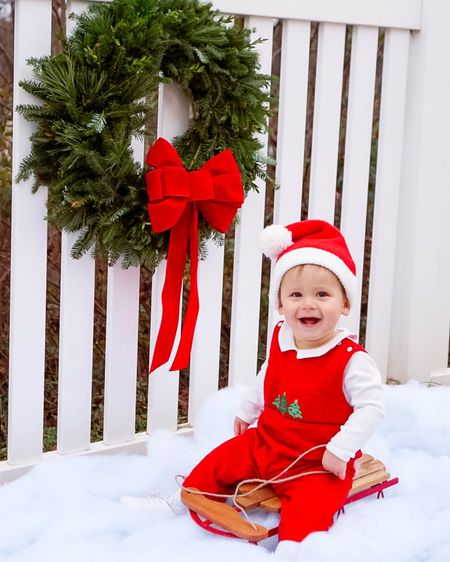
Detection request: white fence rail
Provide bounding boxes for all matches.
[1,0,450,482]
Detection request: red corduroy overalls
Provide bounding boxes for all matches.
[184,323,364,541]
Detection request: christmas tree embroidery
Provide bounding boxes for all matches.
[272,392,288,414]
[287,399,303,419]
[272,394,303,419]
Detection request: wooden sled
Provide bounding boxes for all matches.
[181,454,399,543]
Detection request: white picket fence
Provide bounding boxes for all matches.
[2,0,450,482]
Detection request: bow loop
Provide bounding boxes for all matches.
[200,148,240,177]
[198,201,238,233]
[146,167,190,201]
[146,138,244,373]
[146,137,183,168]
[147,199,186,234]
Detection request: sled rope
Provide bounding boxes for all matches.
[176,443,330,531]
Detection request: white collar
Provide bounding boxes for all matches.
[277,321,357,359]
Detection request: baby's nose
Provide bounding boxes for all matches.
[302,296,316,308]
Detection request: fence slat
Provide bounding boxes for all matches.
[267,19,311,342]
[273,20,310,225]
[147,260,182,432]
[103,264,140,444]
[102,125,144,445]
[147,83,190,432]
[365,29,410,378]
[339,26,379,336]
[57,232,95,454]
[388,0,450,382]
[66,0,89,30]
[55,0,96,456]
[7,0,52,466]
[228,17,273,387]
[308,23,346,222]
[188,241,224,425]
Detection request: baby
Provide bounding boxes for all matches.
[182,219,385,557]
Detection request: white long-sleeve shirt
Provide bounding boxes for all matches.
[237,322,385,462]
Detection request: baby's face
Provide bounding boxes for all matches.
[278,264,350,349]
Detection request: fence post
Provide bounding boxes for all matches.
[388,0,450,382]
[8,0,52,465]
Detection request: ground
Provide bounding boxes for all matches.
[0,381,449,562]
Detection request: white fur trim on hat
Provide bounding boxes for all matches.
[269,247,358,309]
[260,224,293,260]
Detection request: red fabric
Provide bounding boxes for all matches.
[184,429,355,541]
[257,323,363,461]
[184,324,365,541]
[279,219,356,276]
[146,138,243,373]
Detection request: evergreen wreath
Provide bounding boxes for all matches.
[17,0,271,270]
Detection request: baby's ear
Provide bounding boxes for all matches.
[341,298,351,316]
[277,290,284,315]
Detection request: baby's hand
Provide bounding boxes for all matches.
[322,449,347,480]
[234,417,250,436]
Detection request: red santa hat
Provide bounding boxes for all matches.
[260,219,357,309]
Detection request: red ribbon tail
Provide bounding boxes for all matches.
[149,208,190,373]
[171,207,200,371]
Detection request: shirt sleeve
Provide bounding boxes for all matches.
[326,352,385,462]
[236,359,267,424]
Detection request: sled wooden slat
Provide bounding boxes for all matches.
[349,470,390,495]
[180,488,269,541]
[259,496,283,513]
[355,452,373,464]
[354,458,386,479]
[234,484,279,510]
[236,456,390,512]
[183,455,397,541]
[253,462,392,512]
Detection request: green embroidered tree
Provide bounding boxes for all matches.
[272,393,288,414]
[287,399,303,419]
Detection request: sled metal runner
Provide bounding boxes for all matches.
[181,454,399,543]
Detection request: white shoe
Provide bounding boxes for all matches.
[120,491,184,517]
[274,540,300,560]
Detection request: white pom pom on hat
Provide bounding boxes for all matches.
[260,224,293,259]
[260,219,358,309]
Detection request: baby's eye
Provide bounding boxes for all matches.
[290,291,302,298]
[317,291,329,298]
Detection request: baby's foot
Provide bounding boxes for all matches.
[120,491,184,517]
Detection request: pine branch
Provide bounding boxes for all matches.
[17,0,272,270]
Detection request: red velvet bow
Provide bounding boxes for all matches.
[146,138,244,373]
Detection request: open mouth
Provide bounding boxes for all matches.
[299,317,321,325]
